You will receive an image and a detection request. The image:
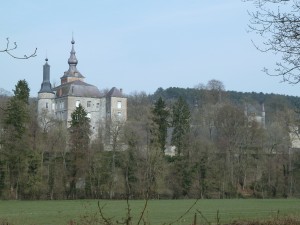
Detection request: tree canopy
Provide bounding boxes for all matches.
[4,80,30,138]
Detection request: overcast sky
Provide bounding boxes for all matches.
[1,0,299,97]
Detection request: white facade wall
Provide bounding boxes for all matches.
[37,92,55,115]
[45,95,108,139]
[109,97,127,122]
[38,92,127,140]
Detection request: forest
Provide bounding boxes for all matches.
[0,79,300,200]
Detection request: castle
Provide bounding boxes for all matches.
[244,102,266,129]
[37,38,127,139]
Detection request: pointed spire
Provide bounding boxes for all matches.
[39,58,54,93]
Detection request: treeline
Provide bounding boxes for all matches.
[0,80,300,200]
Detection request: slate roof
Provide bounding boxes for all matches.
[106,87,123,97]
[39,59,54,94]
[61,38,85,79]
[53,80,102,98]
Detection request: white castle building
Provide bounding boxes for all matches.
[37,38,127,138]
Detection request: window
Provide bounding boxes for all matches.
[46,102,48,109]
[117,101,122,109]
[76,100,80,107]
[87,101,91,107]
[96,103,100,108]
[60,101,65,109]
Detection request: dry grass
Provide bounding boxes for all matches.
[227,218,300,225]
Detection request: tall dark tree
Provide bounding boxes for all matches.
[13,79,30,103]
[67,104,91,199]
[1,80,31,199]
[152,97,169,153]
[171,97,191,156]
[245,0,300,83]
[4,80,30,138]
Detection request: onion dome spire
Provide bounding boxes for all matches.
[61,37,84,82]
[68,37,78,66]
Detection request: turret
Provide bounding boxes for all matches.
[261,102,266,129]
[106,87,127,122]
[38,58,53,93]
[38,58,55,121]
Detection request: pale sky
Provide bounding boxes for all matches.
[1,0,299,97]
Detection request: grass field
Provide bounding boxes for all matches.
[0,199,299,225]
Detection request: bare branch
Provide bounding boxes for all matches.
[167,199,199,225]
[97,201,114,225]
[245,0,300,83]
[0,38,37,59]
[136,195,149,225]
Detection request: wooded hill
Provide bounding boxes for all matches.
[153,86,300,129]
[151,86,300,118]
[1,81,300,200]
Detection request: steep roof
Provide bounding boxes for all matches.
[53,80,102,98]
[106,87,123,97]
[38,59,54,94]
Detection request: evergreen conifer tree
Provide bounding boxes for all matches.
[171,96,191,156]
[68,104,91,198]
[152,97,169,153]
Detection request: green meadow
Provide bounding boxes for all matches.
[0,199,299,225]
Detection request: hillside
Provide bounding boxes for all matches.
[0,87,12,96]
[150,87,300,122]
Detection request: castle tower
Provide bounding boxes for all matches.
[37,58,55,128]
[244,103,248,117]
[60,38,85,84]
[106,87,127,122]
[261,102,266,129]
[104,87,127,145]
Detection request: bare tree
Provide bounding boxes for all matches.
[107,119,125,199]
[0,38,37,59]
[206,79,225,91]
[245,0,300,83]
